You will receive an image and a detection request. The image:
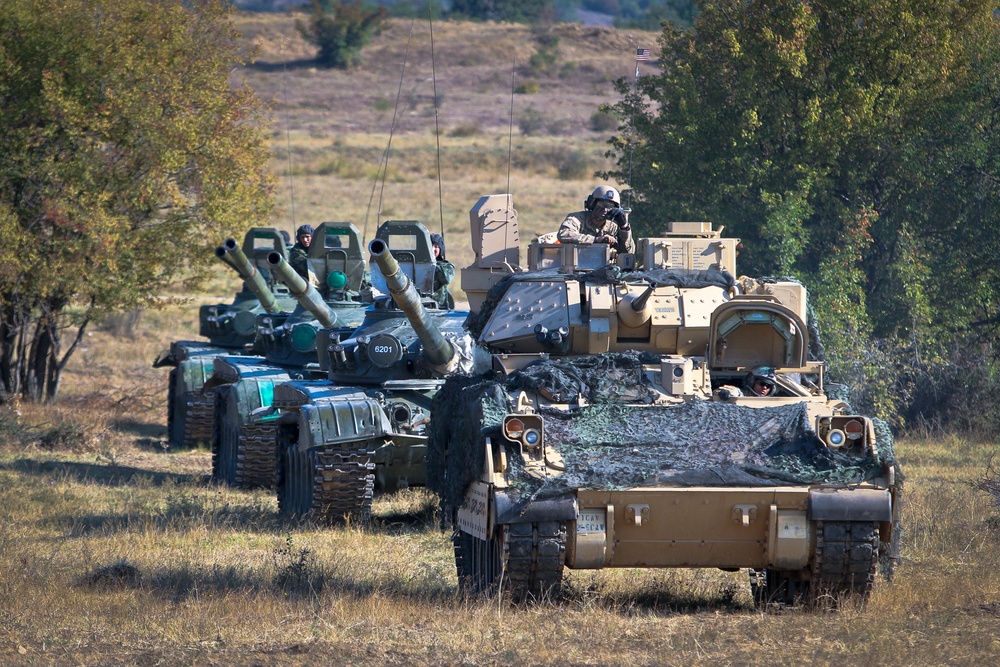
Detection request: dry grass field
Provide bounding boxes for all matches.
[4,12,1000,667]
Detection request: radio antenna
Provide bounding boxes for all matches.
[429,4,445,236]
[282,62,296,235]
[364,20,415,242]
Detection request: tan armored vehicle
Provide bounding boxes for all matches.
[430,194,902,607]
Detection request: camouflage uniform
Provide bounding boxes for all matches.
[289,242,310,280]
[432,258,456,309]
[557,210,635,254]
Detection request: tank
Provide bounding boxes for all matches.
[430,194,903,607]
[155,228,298,448]
[205,223,370,488]
[270,219,480,524]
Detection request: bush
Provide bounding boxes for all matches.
[296,0,389,69]
[518,107,546,135]
[590,109,618,133]
[514,80,540,95]
[557,150,591,180]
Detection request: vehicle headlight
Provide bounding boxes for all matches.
[290,323,318,353]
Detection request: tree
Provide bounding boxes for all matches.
[0,0,274,402]
[606,0,1000,420]
[297,0,390,69]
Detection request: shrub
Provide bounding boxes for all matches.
[557,150,591,180]
[514,80,540,95]
[518,107,546,135]
[296,0,389,69]
[590,109,618,132]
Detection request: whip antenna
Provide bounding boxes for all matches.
[282,62,296,235]
[429,4,445,236]
[627,47,650,211]
[364,20,415,242]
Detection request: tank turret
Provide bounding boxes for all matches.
[368,238,456,371]
[267,251,338,330]
[216,237,280,314]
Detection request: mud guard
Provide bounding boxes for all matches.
[494,490,578,525]
[809,488,892,522]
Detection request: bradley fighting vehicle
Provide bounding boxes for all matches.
[265,220,480,524]
[155,228,298,448]
[430,194,902,607]
[204,223,369,488]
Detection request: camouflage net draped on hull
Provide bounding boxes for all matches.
[430,353,898,511]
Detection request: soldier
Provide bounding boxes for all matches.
[557,185,634,255]
[743,366,777,397]
[430,233,455,309]
[289,224,314,281]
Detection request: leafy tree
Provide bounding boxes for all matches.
[0,0,274,402]
[297,0,390,69]
[606,0,1000,421]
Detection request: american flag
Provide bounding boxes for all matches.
[636,48,651,61]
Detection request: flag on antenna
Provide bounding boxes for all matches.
[636,48,651,61]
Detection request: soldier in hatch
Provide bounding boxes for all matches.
[288,224,315,283]
[430,233,455,309]
[557,185,635,255]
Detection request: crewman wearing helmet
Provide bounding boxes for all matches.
[743,366,777,397]
[557,185,634,255]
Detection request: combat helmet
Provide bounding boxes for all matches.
[743,365,777,396]
[585,185,621,211]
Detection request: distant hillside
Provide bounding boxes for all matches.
[231,0,695,29]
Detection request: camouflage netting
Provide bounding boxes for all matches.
[464,268,736,341]
[430,353,898,511]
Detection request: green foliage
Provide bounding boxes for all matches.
[590,108,619,133]
[615,0,696,29]
[0,0,273,401]
[557,150,592,180]
[527,32,561,77]
[514,80,540,95]
[607,0,1000,426]
[296,0,389,69]
[449,0,557,23]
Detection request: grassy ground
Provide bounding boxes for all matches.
[4,13,1000,667]
[3,304,1000,666]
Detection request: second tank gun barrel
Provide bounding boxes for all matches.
[266,251,337,329]
[368,238,456,370]
[216,238,280,314]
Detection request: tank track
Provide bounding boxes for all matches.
[279,443,376,525]
[233,423,278,488]
[167,368,181,447]
[504,521,566,601]
[455,521,566,601]
[210,387,277,488]
[750,520,879,608]
[185,388,216,448]
[810,520,879,605]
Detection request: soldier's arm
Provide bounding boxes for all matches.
[557,214,595,244]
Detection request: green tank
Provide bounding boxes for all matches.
[205,223,369,488]
[432,194,902,607]
[155,228,297,448]
[270,220,480,524]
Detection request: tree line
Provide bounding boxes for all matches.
[606,0,1000,434]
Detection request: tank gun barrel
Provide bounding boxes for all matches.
[216,238,280,314]
[368,238,456,369]
[266,251,337,329]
